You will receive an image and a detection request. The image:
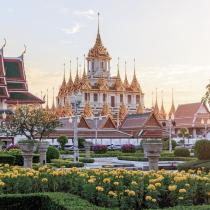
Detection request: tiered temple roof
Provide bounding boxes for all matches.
[0,41,43,105]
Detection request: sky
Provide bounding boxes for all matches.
[1,0,210,111]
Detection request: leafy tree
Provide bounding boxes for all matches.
[178,128,190,146]
[0,105,60,140]
[57,136,68,150]
[202,82,210,105]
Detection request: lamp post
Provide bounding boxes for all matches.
[92,115,102,144]
[168,113,175,153]
[201,118,210,138]
[69,92,82,163]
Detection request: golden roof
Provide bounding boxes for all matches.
[67,60,74,93]
[159,95,166,120]
[114,61,125,91]
[119,102,127,121]
[169,89,176,118]
[137,103,144,114]
[73,60,81,91]
[97,72,109,91]
[87,13,111,60]
[101,102,111,116]
[123,61,130,89]
[80,56,91,91]
[51,88,55,112]
[83,102,93,117]
[153,89,160,118]
[58,64,67,96]
[129,60,142,92]
[63,100,73,116]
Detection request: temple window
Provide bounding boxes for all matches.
[103,93,107,102]
[111,96,115,107]
[85,93,89,101]
[94,93,98,102]
[128,95,132,104]
[136,95,140,103]
[120,94,123,103]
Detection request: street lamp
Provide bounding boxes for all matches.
[167,113,175,153]
[201,118,210,138]
[91,115,102,144]
[69,92,82,162]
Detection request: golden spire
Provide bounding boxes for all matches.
[67,60,74,93]
[159,91,166,120]
[124,61,129,89]
[152,91,154,109]
[51,87,55,112]
[83,102,93,117]
[130,58,141,92]
[114,57,124,91]
[119,102,127,121]
[81,54,91,91]
[101,102,111,116]
[169,88,176,118]
[58,63,67,96]
[73,57,81,91]
[153,88,159,118]
[63,100,73,117]
[87,12,110,59]
[137,102,144,114]
[46,89,49,111]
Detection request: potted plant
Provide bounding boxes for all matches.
[142,139,163,170]
[18,139,38,168]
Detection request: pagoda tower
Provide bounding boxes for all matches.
[169,88,176,118]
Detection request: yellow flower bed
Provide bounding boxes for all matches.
[0,164,210,209]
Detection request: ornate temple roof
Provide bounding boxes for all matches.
[114,60,125,91]
[153,89,160,118]
[119,102,127,121]
[0,41,43,104]
[123,61,130,89]
[87,13,111,60]
[80,56,91,91]
[130,60,141,92]
[97,72,109,91]
[137,103,144,114]
[66,60,74,93]
[73,59,81,91]
[101,102,111,116]
[169,89,176,118]
[83,102,93,117]
[159,93,166,120]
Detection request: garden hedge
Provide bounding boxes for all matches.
[0,192,113,210]
[47,146,60,162]
[50,159,84,168]
[174,148,190,157]
[0,154,15,165]
[194,140,210,160]
[117,156,196,162]
[177,160,210,172]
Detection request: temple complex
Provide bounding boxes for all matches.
[56,14,144,119]
[0,40,43,116]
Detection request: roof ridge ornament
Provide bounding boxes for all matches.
[20,44,27,60]
[0,38,6,53]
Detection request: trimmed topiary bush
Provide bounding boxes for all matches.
[195,139,210,160]
[121,144,136,153]
[57,135,68,150]
[162,139,177,150]
[174,148,190,157]
[92,144,107,154]
[46,146,60,163]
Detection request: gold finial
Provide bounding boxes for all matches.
[97,12,100,34]
[169,88,176,118]
[51,87,55,111]
[63,63,66,81]
[152,91,154,108]
[70,60,71,75]
[46,89,49,111]
[76,57,78,71]
[134,58,136,74]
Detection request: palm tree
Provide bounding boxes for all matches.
[178,128,190,147]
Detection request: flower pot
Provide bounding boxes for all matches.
[38,141,49,165]
[18,141,37,168]
[143,143,163,171]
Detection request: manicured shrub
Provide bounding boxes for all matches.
[79,158,94,163]
[121,144,136,153]
[194,139,210,160]
[57,135,68,150]
[0,154,15,165]
[174,148,190,157]
[46,146,60,163]
[50,159,84,168]
[162,139,177,150]
[92,144,107,154]
[78,138,86,148]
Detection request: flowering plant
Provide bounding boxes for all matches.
[121,144,136,153]
[92,144,107,154]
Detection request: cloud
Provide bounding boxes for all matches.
[61,23,82,34]
[73,9,97,19]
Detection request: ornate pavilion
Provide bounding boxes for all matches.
[55,15,145,121]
